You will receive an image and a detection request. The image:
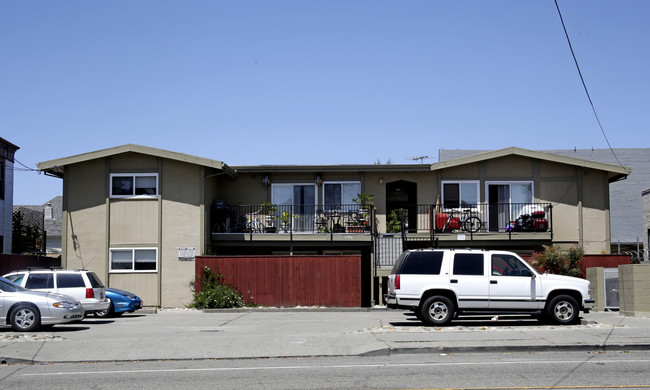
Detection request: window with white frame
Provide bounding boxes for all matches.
[442,181,480,209]
[323,182,361,209]
[110,173,158,198]
[109,248,158,272]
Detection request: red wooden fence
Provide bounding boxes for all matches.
[0,254,61,275]
[196,255,362,307]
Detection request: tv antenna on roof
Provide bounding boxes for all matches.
[408,155,430,164]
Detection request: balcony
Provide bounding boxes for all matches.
[210,202,552,239]
[393,202,552,235]
[211,203,375,242]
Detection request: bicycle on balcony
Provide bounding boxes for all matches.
[435,209,482,233]
[233,209,266,233]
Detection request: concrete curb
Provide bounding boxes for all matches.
[6,343,650,366]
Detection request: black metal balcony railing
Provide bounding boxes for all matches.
[394,203,553,235]
[212,203,374,234]
[211,202,552,236]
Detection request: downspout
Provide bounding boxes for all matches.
[104,158,111,286]
[62,169,69,268]
[157,158,163,308]
[577,166,584,248]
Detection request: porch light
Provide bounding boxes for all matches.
[315,176,322,186]
[263,175,271,186]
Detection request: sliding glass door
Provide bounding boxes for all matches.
[272,184,316,231]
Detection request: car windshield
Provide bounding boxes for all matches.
[0,276,29,293]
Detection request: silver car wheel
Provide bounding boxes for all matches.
[11,305,40,332]
[428,301,449,321]
[554,301,574,321]
[16,308,36,328]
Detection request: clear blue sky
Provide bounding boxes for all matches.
[2,1,649,205]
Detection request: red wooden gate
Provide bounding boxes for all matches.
[195,255,362,307]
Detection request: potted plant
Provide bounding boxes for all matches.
[261,202,278,233]
[279,211,298,233]
[351,192,374,232]
[352,192,374,211]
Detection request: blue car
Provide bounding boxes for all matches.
[93,288,143,318]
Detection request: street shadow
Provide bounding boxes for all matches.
[117,314,147,319]
[390,312,567,328]
[49,325,92,332]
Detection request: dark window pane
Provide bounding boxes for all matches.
[453,254,484,275]
[443,183,460,208]
[134,249,157,271]
[135,176,157,195]
[86,272,105,287]
[57,273,85,288]
[400,252,444,275]
[112,176,133,196]
[25,273,54,289]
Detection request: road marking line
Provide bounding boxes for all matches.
[21,358,650,377]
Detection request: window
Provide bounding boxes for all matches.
[25,273,54,289]
[271,183,316,230]
[400,252,444,275]
[453,253,484,276]
[110,174,158,198]
[491,254,533,277]
[442,181,479,208]
[110,248,158,272]
[57,273,85,288]
[323,182,361,209]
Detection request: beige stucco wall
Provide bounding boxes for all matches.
[159,159,204,308]
[63,153,209,308]
[63,160,110,282]
[586,267,606,311]
[619,264,650,317]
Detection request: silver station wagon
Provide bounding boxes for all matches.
[0,276,84,331]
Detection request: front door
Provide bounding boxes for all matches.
[386,180,417,233]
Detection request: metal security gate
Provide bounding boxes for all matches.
[374,234,403,268]
[604,268,620,310]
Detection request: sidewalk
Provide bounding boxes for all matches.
[1,309,649,364]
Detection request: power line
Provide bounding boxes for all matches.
[554,0,630,174]
[10,158,39,172]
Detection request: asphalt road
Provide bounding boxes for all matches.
[2,351,650,390]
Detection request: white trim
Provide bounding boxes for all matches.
[109,173,159,199]
[109,247,158,273]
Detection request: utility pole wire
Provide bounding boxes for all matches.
[554,0,629,173]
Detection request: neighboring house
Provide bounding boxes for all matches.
[14,196,63,254]
[440,148,648,257]
[0,137,19,254]
[38,145,629,307]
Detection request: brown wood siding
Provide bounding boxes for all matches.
[196,255,362,307]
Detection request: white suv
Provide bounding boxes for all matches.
[384,248,594,325]
[4,268,110,315]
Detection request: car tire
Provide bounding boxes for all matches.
[94,299,114,318]
[10,304,41,332]
[419,295,455,326]
[547,295,579,325]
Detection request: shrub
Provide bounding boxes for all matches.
[387,208,407,233]
[188,266,245,309]
[530,245,584,278]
